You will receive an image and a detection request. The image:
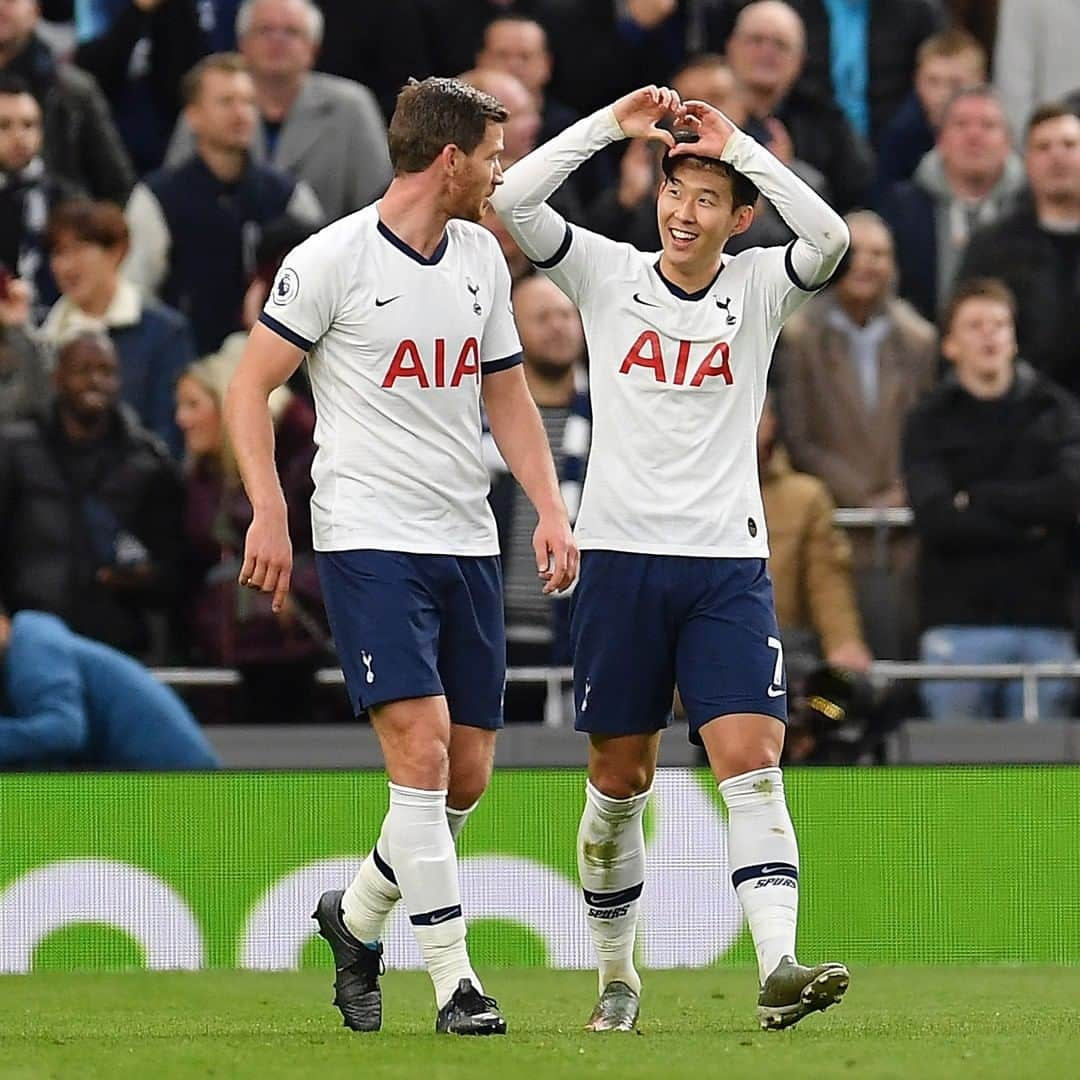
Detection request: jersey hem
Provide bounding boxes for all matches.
[531,222,573,269]
[313,536,501,557]
[576,538,770,559]
[481,351,524,375]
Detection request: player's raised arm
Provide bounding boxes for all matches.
[673,100,850,289]
[224,322,306,613]
[491,85,681,265]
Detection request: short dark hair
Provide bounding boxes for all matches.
[47,199,129,254]
[0,72,33,99]
[940,84,1005,127]
[1026,101,1080,140]
[182,52,248,107]
[916,27,987,72]
[671,51,730,83]
[483,12,547,44]
[388,77,508,175]
[943,277,1017,335]
[660,151,760,210]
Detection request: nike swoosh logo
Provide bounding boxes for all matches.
[633,292,660,307]
[375,295,401,307]
[759,866,787,876]
[767,686,786,698]
[429,910,458,924]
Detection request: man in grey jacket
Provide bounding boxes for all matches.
[166,0,391,221]
[878,86,1025,320]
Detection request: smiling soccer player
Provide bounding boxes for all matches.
[492,85,851,1033]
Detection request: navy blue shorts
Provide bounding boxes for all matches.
[570,552,787,743]
[316,550,505,728]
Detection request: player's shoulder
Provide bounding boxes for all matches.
[284,205,377,275]
[447,219,503,259]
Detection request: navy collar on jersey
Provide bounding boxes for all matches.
[377,219,449,266]
[651,260,725,302]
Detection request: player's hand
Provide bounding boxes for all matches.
[534,511,578,595]
[669,99,739,160]
[612,85,682,148]
[239,504,293,614]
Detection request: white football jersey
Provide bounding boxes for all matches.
[260,204,522,555]
[540,226,817,558]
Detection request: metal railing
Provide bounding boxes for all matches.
[155,660,1080,725]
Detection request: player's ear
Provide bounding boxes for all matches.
[729,202,755,237]
[440,143,462,176]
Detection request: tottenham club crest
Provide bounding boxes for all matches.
[272,267,300,305]
[466,277,482,315]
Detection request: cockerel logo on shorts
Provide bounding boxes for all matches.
[361,651,376,684]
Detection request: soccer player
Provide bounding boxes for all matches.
[225,77,577,1036]
[492,86,851,1032]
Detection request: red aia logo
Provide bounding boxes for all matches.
[618,331,732,386]
[382,338,480,388]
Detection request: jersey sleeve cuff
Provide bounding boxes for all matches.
[259,311,314,351]
[530,223,573,270]
[481,351,523,375]
[784,240,826,292]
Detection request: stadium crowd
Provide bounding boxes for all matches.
[0,0,1079,760]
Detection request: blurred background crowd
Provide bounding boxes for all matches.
[0,0,1079,768]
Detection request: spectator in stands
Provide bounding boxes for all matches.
[994,0,1080,141]
[878,86,1024,321]
[722,0,873,211]
[461,66,586,223]
[72,0,208,175]
[0,330,183,659]
[590,54,829,254]
[0,607,220,769]
[0,275,47,420]
[0,73,72,320]
[758,393,871,675]
[708,0,945,144]
[875,28,988,196]
[176,347,324,724]
[777,211,937,510]
[903,279,1080,722]
[124,53,323,355]
[167,0,391,222]
[313,1,431,119]
[0,0,134,203]
[957,105,1080,397]
[476,14,577,145]
[488,274,588,719]
[37,198,194,455]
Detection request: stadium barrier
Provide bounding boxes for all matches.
[1,767,1077,973]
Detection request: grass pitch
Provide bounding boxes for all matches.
[1,966,1077,1079]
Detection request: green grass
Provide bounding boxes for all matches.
[1,966,1077,1079]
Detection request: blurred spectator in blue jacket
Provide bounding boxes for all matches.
[0,608,219,768]
[874,28,986,198]
[38,198,194,454]
[72,0,209,174]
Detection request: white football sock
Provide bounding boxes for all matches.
[341,798,480,947]
[577,781,651,995]
[719,767,799,984]
[386,782,480,1008]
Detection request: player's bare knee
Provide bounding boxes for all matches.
[396,737,450,789]
[589,764,651,800]
[447,771,489,810]
[713,741,781,780]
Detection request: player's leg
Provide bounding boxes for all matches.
[571,551,675,1032]
[677,558,848,1031]
[580,732,658,1031]
[337,723,494,955]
